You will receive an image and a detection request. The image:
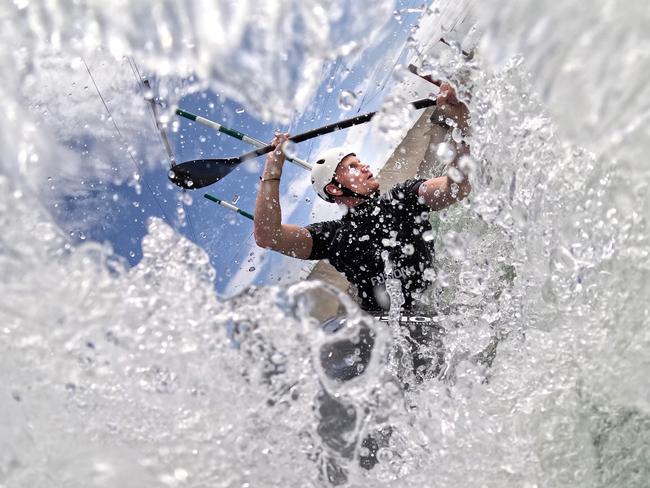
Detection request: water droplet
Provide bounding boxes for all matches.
[235,107,245,114]
[174,468,188,482]
[282,140,297,159]
[447,167,464,183]
[248,266,255,272]
[377,448,394,462]
[436,142,456,164]
[458,155,477,176]
[338,90,356,111]
[304,197,311,203]
[452,127,463,142]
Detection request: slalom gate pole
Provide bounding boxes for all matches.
[204,193,254,221]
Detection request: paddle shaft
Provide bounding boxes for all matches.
[176,108,312,171]
[220,97,437,163]
[170,97,437,189]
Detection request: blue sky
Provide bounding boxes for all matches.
[50,0,437,297]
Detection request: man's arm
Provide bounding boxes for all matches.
[253,134,314,259]
[418,141,472,211]
[419,82,472,211]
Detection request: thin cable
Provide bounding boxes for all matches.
[82,57,173,225]
[127,57,199,243]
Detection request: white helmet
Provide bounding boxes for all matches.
[311,147,356,202]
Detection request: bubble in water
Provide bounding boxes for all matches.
[281,140,297,159]
[231,194,240,204]
[452,127,463,142]
[436,142,456,164]
[248,266,255,272]
[180,192,193,205]
[402,243,415,255]
[338,90,356,111]
[375,446,393,464]
[235,107,245,114]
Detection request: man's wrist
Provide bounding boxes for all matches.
[261,170,282,179]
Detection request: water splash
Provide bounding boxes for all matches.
[1,0,649,486]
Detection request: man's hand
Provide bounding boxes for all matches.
[434,83,470,133]
[262,133,290,179]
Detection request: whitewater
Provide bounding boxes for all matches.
[1,1,648,487]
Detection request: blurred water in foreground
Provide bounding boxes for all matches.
[1,0,649,486]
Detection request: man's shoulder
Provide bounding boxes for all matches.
[381,177,426,201]
[305,218,343,236]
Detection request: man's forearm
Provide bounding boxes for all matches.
[254,162,283,247]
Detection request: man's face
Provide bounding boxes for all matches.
[329,155,380,198]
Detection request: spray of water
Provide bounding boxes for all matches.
[1,0,649,487]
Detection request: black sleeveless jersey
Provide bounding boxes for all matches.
[305,178,435,311]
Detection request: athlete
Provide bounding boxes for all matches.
[254,81,471,312]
